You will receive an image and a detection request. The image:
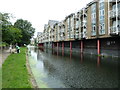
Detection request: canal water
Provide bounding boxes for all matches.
[27,46,119,88]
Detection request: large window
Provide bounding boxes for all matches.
[99,23,105,34]
[99,0,105,35]
[71,17,74,31]
[91,3,97,36]
[67,18,70,32]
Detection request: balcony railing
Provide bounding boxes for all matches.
[109,9,120,18]
[81,21,87,28]
[91,31,96,36]
[82,13,87,17]
[75,35,79,39]
[61,37,65,41]
[82,31,87,38]
[61,29,64,32]
[79,33,83,38]
[110,26,120,35]
[109,0,120,3]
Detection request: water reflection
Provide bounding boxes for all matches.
[70,51,72,61]
[28,46,119,88]
[62,50,64,56]
[80,53,83,64]
[97,56,101,67]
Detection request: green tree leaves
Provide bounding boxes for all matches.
[4,26,22,44]
[14,19,35,45]
[1,13,35,45]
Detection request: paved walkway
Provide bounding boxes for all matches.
[0,49,16,67]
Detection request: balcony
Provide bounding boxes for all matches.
[109,0,120,3]
[81,21,87,28]
[75,34,79,39]
[109,9,120,19]
[76,24,79,28]
[61,37,65,41]
[75,22,79,29]
[110,26,120,35]
[81,13,87,17]
[76,30,79,33]
[61,29,64,33]
[82,30,87,38]
[91,31,96,36]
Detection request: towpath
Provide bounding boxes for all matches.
[0,48,16,67]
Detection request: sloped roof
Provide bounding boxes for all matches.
[48,20,59,28]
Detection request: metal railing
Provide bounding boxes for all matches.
[110,26,120,34]
[109,9,120,18]
[109,0,120,2]
[91,31,96,36]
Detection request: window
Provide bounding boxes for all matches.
[102,23,105,30]
[99,23,105,35]
[91,25,96,36]
[102,10,104,15]
[93,26,96,31]
[91,4,96,24]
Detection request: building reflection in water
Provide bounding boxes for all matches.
[34,47,118,88]
[39,48,44,52]
[38,48,108,69]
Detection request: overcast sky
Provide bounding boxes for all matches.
[0,0,92,37]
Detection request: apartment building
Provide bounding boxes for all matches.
[45,20,59,48]
[81,8,88,39]
[53,23,59,42]
[37,0,120,57]
[108,0,120,36]
[64,13,75,41]
[74,12,80,39]
[36,32,43,44]
[85,0,109,39]
[86,0,99,39]
[58,21,65,41]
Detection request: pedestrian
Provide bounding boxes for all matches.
[16,45,20,53]
[9,45,12,53]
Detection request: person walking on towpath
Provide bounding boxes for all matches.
[16,45,20,53]
[9,44,12,53]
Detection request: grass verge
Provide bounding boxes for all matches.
[2,47,32,88]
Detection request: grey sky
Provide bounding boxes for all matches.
[0,0,93,37]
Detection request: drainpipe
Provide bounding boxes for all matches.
[97,39,100,55]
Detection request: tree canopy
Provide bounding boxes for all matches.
[1,12,35,46]
[14,19,35,45]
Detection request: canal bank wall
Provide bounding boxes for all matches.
[38,37,120,57]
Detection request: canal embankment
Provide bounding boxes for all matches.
[40,37,120,57]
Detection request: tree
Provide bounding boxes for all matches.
[1,13,22,45]
[14,19,35,45]
[1,13,12,45]
[3,26,22,44]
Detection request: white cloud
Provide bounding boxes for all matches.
[0,0,92,37]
